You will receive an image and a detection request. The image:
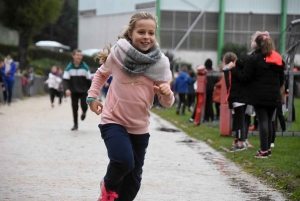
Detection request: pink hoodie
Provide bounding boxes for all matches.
[88,54,174,134]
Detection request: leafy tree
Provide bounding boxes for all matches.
[0,0,63,69]
[34,0,78,50]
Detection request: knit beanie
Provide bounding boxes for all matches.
[197,65,206,75]
[251,31,270,50]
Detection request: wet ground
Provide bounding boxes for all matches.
[0,96,288,200]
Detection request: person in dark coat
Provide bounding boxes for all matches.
[223,52,248,152]
[229,32,285,158]
[204,59,218,122]
[187,69,196,112]
[174,66,190,115]
[1,55,17,105]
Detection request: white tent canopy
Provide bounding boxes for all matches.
[82,49,100,56]
[35,40,70,50]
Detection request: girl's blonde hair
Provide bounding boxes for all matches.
[119,12,157,40]
[255,34,274,56]
[223,52,237,65]
[95,44,111,64]
[96,12,158,64]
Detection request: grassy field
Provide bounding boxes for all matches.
[151,98,300,200]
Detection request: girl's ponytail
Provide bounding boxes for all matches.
[95,44,111,64]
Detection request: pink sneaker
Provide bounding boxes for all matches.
[245,140,254,148]
[98,180,118,201]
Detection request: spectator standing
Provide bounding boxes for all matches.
[27,67,35,96]
[285,66,298,122]
[204,59,218,122]
[223,52,247,152]
[63,49,91,131]
[1,55,17,105]
[22,70,28,97]
[174,65,190,115]
[212,64,223,120]
[189,65,207,125]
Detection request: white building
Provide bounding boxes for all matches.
[78,0,300,70]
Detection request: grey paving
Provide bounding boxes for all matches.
[0,96,288,200]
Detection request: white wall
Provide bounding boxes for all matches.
[79,0,96,11]
[78,9,156,50]
[79,0,156,15]
[161,0,299,14]
[166,50,218,71]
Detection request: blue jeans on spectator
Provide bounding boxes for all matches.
[3,80,14,104]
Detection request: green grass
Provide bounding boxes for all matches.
[290,98,300,131]
[152,98,300,200]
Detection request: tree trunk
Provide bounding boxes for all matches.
[18,32,29,71]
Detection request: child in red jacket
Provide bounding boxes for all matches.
[189,65,207,125]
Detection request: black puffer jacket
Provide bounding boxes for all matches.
[224,59,246,109]
[231,49,285,107]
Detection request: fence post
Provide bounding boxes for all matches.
[220,75,231,135]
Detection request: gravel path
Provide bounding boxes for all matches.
[0,96,288,200]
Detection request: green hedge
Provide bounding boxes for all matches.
[0,44,99,74]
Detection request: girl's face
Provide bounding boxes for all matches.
[51,66,57,73]
[129,19,156,53]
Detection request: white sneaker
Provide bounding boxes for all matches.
[270,143,275,148]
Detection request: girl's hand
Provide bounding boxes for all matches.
[153,83,172,96]
[65,89,71,96]
[89,100,103,115]
[228,61,236,69]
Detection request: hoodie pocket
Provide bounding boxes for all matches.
[110,99,149,127]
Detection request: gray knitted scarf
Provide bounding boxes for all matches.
[110,39,171,82]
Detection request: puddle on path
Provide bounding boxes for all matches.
[179,139,286,201]
[156,127,181,132]
[153,116,287,201]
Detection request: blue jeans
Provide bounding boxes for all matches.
[99,123,150,201]
[3,80,14,103]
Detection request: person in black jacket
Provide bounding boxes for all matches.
[229,33,285,158]
[63,49,92,131]
[204,59,218,122]
[223,52,248,152]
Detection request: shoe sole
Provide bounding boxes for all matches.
[255,156,268,158]
[230,148,246,152]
